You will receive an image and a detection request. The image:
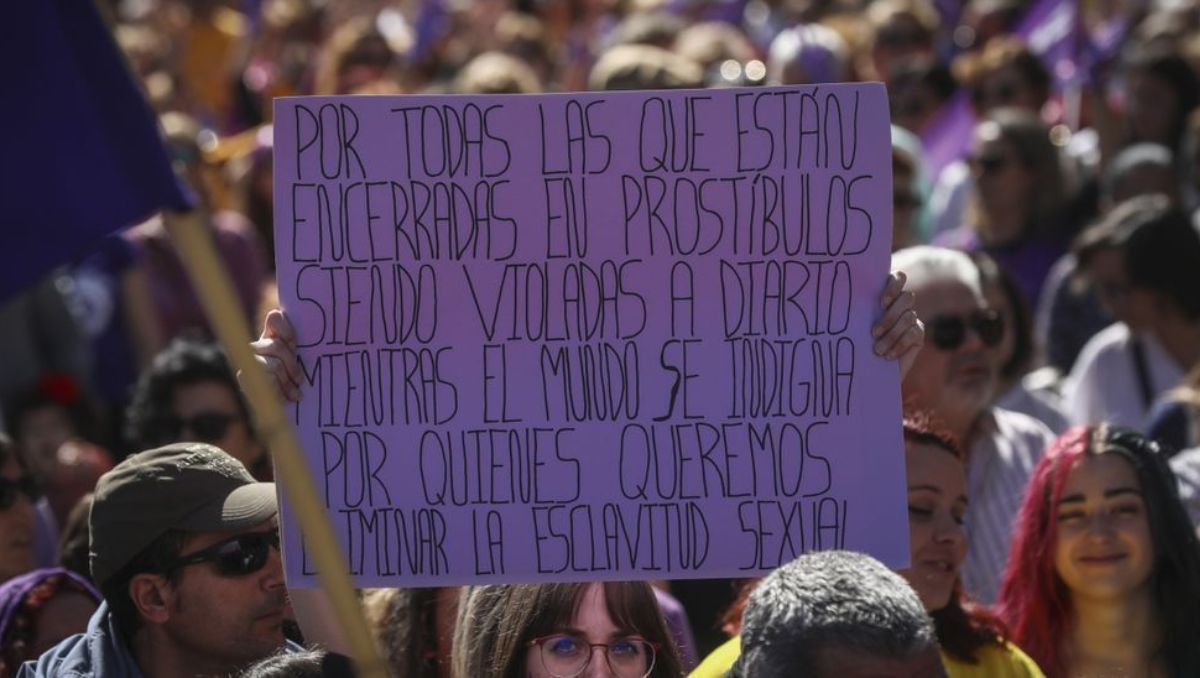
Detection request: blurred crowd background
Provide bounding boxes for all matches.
[4,0,1200,674]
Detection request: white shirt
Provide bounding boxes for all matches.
[1170,447,1200,530]
[995,368,1070,435]
[930,160,971,237]
[961,408,1056,605]
[1064,323,1185,430]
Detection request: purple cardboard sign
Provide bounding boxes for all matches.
[273,84,907,587]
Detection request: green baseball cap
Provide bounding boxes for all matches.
[89,443,277,586]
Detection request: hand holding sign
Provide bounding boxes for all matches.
[254,276,922,399]
[273,84,912,586]
[251,309,303,402]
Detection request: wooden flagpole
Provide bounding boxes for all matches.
[164,210,387,678]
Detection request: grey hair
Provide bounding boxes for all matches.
[767,24,849,85]
[891,245,984,299]
[730,550,939,678]
[240,649,354,678]
[1103,142,1175,201]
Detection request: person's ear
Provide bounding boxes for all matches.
[129,573,176,624]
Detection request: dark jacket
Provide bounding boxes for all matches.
[19,601,304,677]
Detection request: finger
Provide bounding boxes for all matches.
[257,354,302,402]
[872,290,915,338]
[893,323,925,361]
[877,319,925,359]
[897,321,925,379]
[874,307,918,356]
[263,309,297,347]
[880,271,906,309]
[252,337,303,389]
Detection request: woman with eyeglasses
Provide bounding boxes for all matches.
[997,425,1200,677]
[453,581,684,678]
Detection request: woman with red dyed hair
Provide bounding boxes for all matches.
[997,425,1200,677]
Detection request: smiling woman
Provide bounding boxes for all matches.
[897,417,1043,678]
[997,426,1200,678]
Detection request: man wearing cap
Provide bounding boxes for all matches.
[19,443,297,677]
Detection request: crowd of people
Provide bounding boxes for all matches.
[4,0,1200,675]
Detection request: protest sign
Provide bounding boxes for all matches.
[273,84,907,587]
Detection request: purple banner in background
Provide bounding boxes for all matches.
[923,0,1104,178]
[921,90,975,182]
[273,84,907,587]
[1018,0,1081,85]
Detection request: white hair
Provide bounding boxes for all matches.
[767,24,849,85]
[890,245,984,299]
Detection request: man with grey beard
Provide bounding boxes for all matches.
[893,246,1054,604]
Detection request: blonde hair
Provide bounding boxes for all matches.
[588,45,703,91]
[455,52,542,94]
[866,0,940,36]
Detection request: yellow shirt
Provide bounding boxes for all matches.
[942,641,1046,678]
[689,637,741,678]
[689,636,1046,678]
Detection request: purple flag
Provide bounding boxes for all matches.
[0,0,193,303]
[1017,0,1083,86]
[920,90,975,180]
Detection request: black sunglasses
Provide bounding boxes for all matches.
[152,412,239,444]
[162,529,280,577]
[928,310,1005,351]
[0,476,40,510]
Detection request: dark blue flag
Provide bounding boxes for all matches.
[0,0,194,303]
